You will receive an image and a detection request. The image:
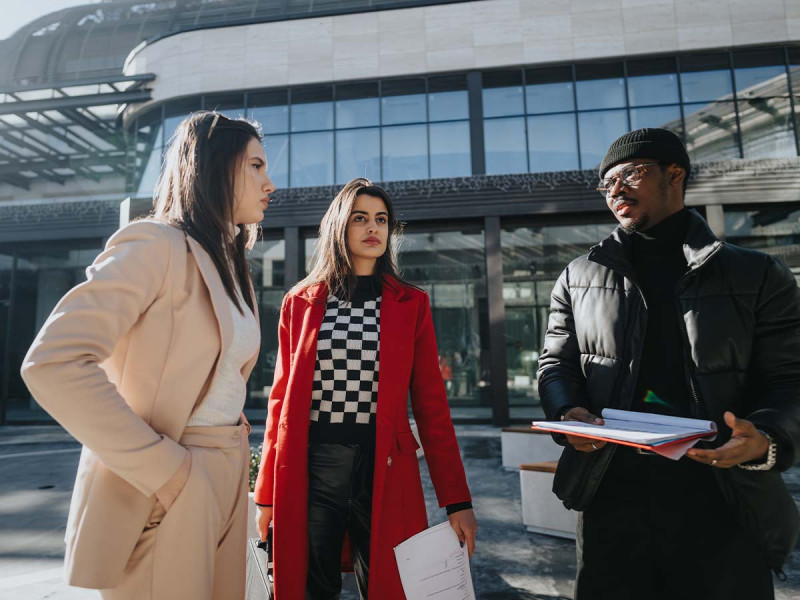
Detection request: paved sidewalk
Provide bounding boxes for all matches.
[0,425,798,599]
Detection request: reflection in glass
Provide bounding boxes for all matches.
[290,131,333,187]
[400,229,490,419]
[251,105,289,134]
[264,134,289,189]
[629,105,682,135]
[8,244,103,423]
[430,121,471,179]
[725,209,800,283]
[381,94,426,125]
[525,81,575,114]
[576,78,626,110]
[247,239,286,407]
[336,97,379,129]
[734,65,788,96]
[501,222,616,415]
[482,86,525,118]
[680,70,733,103]
[336,127,381,183]
[290,101,334,132]
[528,113,578,172]
[737,98,797,158]
[429,90,469,122]
[484,117,527,175]
[382,124,428,181]
[137,145,162,196]
[627,73,679,107]
[683,102,740,161]
[578,109,628,169]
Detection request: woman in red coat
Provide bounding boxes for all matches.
[253,178,477,599]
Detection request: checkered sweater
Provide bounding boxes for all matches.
[309,276,381,445]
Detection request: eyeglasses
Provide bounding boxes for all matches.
[596,162,660,197]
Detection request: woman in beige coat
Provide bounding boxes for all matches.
[20,111,275,600]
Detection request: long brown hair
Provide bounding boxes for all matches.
[152,111,261,314]
[293,178,409,302]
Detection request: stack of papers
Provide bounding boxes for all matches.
[394,521,475,600]
[532,409,717,459]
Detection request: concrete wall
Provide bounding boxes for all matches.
[123,0,800,120]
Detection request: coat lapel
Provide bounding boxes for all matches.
[185,235,234,383]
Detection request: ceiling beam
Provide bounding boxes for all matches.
[0,89,152,116]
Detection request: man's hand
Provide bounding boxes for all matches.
[687,411,769,468]
[562,407,606,453]
[448,509,478,557]
[255,505,273,542]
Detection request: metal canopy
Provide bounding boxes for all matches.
[0,74,153,190]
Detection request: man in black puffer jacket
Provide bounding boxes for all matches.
[538,128,800,600]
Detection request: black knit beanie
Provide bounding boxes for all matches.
[598,128,691,179]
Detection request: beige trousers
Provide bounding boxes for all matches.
[100,423,250,600]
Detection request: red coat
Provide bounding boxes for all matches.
[253,276,472,599]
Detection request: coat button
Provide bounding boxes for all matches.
[387,456,392,467]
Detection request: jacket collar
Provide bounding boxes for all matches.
[297,274,409,304]
[589,208,723,273]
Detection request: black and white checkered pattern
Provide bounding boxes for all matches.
[310,294,381,425]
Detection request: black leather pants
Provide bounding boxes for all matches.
[306,443,374,600]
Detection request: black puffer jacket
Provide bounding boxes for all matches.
[538,209,800,571]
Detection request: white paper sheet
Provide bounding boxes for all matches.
[393,521,476,600]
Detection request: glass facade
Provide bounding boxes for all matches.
[501,220,617,419]
[725,208,800,282]
[0,241,104,424]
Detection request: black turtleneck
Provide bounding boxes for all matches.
[628,208,692,416]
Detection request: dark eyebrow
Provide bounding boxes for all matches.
[351,210,389,216]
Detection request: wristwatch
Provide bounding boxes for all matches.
[738,429,777,471]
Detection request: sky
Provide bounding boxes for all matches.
[0,0,102,40]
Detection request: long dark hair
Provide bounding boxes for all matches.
[293,178,411,302]
[152,111,261,314]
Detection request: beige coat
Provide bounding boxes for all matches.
[20,220,259,589]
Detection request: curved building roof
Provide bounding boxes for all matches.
[0,0,469,90]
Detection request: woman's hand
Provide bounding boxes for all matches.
[448,508,478,557]
[255,505,273,542]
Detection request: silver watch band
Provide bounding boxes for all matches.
[738,429,777,471]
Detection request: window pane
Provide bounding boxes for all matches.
[482,86,524,118]
[400,229,490,419]
[430,121,471,178]
[525,81,575,114]
[738,98,797,158]
[336,97,379,129]
[734,65,789,97]
[251,105,289,134]
[381,94,426,125]
[680,70,733,103]
[484,117,527,175]
[429,90,468,122]
[137,145,162,196]
[578,109,628,169]
[627,74,679,107]
[382,124,428,181]
[290,101,333,132]
[290,131,333,187]
[335,127,380,183]
[629,106,682,136]
[264,134,288,189]
[725,209,800,281]
[576,78,626,110]
[528,114,578,172]
[683,102,740,161]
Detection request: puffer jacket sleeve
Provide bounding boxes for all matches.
[745,255,800,471]
[537,265,588,422]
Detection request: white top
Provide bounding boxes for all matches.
[187,285,260,427]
